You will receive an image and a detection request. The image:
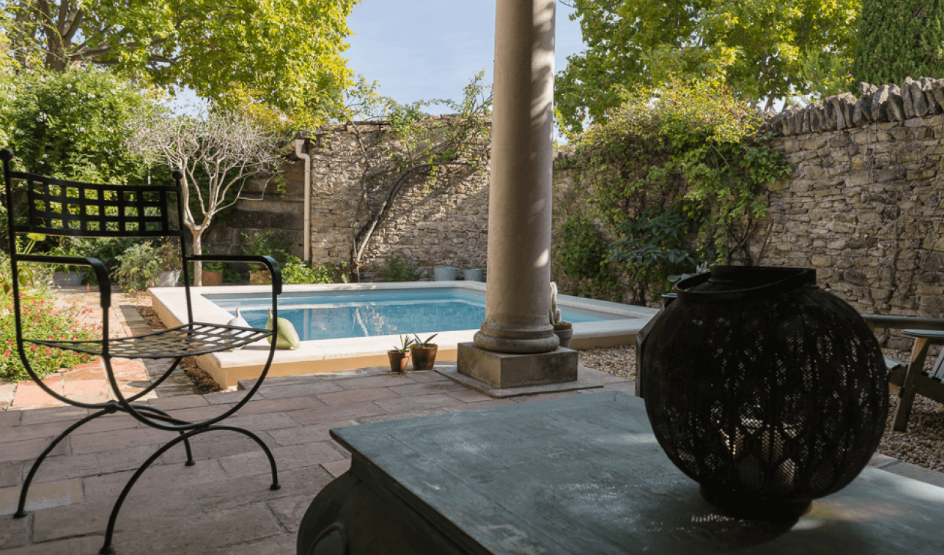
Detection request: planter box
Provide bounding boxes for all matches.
[202,270,223,286]
[250,270,271,285]
[434,266,458,281]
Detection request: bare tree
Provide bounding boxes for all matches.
[125,108,287,285]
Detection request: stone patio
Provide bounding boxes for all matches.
[3,289,944,554]
[0,362,635,554]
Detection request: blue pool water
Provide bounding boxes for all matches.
[206,289,608,341]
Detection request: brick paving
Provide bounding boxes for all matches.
[0,364,636,554]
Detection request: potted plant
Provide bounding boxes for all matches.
[242,231,291,285]
[410,333,439,370]
[388,335,415,373]
[550,282,573,348]
[203,262,225,286]
[154,240,182,287]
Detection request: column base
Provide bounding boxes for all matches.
[456,342,578,389]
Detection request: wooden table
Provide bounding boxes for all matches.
[298,391,943,554]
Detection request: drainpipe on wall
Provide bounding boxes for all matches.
[295,138,312,262]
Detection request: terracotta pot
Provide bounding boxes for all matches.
[202,270,223,286]
[553,323,573,349]
[250,270,271,285]
[411,345,438,370]
[388,350,410,373]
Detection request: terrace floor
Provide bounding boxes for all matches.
[0,365,637,554]
[2,289,944,554]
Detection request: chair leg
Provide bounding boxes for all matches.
[893,337,930,432]
[99,425,280,555]
[134,405,196,466]
[14,406,117,518]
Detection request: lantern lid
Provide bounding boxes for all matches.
[675,266,816,303]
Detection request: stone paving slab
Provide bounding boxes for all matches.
[2,362,943,554]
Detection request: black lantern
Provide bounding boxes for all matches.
[640,266,888,520]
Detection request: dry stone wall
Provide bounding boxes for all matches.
[306,121,489,281]
[208,121,489,281]
[749,79,944,349]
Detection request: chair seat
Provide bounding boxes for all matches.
[28,323,273,359]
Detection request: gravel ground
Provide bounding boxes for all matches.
[580,345,944,474]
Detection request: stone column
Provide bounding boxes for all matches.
[456,0,577,388]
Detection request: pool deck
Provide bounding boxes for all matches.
[150,282,659,388]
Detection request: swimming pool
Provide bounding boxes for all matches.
[150,282,659,388]
[207,289,615,341]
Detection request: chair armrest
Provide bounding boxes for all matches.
[18,255,111,308]
[861,314,944,332]
[187,255,282,295]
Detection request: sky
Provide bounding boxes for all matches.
[343,0,586,115]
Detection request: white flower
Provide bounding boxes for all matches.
[66,83,72,88]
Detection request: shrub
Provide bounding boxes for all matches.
[380,253,422,282]
[282,257,334,285]
[3,66,159,184]
[1,251,98,382]
[853,1,944,86]
[242,231,292,266]
[570,75,789,302]
[114,243,162,292]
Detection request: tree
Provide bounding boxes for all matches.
[338,72,492,281]
[1,0,358,126]
[125,108,288,286]
[2,66,158,183]
[852,0,944,85]
[556,0,860,137]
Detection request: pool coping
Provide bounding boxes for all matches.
[149,281,658,388]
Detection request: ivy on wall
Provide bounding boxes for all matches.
[558,76,790,304]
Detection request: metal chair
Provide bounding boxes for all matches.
[1,149,283,554]
[862,314,944,432]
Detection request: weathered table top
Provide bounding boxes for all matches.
[331,391,943,555]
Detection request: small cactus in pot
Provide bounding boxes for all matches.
[550,282,573,348]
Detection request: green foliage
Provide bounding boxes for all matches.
[1,252,97,382]
[2,0,358,127]
[556,0,860,137]
[114,243,163,292]
[1,67,158,183]
[242,231,292,266]
[281,256,344,285]
[380,253,422,282]
[392,334,415,353]
[569,76,790,302]
[852,0,944,85]
[553,215,620,298]
[609,206,701,295]
[48,237,139,283]
[412,333,438,348]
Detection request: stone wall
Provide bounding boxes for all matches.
[748,91,944,349]
[207,121,490,281]
[203,159,307,260]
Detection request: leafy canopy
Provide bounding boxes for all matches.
[563,75,790,302]
[556,0,860,137]
[2,0,359,127]
[852,0,944,85]
[1,66,159,183]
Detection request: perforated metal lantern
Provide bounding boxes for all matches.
[640,266,888,520]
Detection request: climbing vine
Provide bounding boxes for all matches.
[565,76,790,303]
[335,72,491,280]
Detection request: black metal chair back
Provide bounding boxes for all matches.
[1,148,283,555]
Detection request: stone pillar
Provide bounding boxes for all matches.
[456,0,577,389]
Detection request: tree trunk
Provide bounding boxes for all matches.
[192,230,204,286]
